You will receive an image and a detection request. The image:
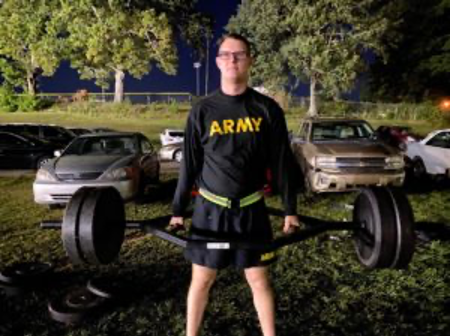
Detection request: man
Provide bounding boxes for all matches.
[169,33,299,336]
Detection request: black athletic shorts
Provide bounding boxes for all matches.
[184,195,277,269]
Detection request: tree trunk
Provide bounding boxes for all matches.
[114,69,125,103]
[26,73,36,96]
[308,76,318,117]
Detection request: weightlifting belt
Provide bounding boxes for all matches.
[198,188,264,209]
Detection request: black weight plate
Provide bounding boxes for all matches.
[87,276,123,299]
[62,187,92,264]
[0,262,54,285]
[48,287,107,325]
[386,188,416,268]
[78,187,125,264]
[0,280,26,297]
[65,287,105,309]
[353,187,397,269]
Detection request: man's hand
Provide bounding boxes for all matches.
[168,216,185,232]
[283,215,300,234]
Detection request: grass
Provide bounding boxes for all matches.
[0,104,449,335]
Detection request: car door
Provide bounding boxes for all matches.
[0,133,34,169]
[138,136,159,179]
[422,131,450,174]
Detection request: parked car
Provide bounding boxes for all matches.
[0,123,75,148]
[33,132,160,206]
[291,117,405,193]
[90,127,119,133]
[67,127,93,136]
[0,132,61,169]
[159,142,183,162]
[160,129,184,146]
[374,125,418,151]
[405,129,450,179]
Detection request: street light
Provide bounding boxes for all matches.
[193,62,202,96]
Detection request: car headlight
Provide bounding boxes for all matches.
[103,167,132,180]
[315,156,337,169]
[385,156,404,169]
[35,169,56,182]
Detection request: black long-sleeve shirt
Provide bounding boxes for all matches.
[172,88,297,217]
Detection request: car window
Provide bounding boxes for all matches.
[64,136,136,155]
[298,123,309,140]
[426,132,450,148]
[141,137,154,154]
[312,122,373,141]
[0,133,26,147]
[43,126,71,139]
[25,125,40,137]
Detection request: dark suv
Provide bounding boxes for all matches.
[0,123,75,148]
[0,132,60,169]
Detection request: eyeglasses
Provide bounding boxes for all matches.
[216,51,249,61]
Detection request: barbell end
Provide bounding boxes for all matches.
[40,220,63,229]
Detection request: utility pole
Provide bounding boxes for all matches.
[205,35,210,96]
[193,62,202,97]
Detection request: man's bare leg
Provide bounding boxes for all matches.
[244,266,276,336]
[187,264,217,336]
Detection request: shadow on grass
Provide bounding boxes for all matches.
[415,221,450,242]
[135,177,178,204]
[403,172,450,194]
[0,261,190,334]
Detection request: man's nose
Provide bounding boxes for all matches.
[230,55,239,63]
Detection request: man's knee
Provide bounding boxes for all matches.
[191,264,217,291]
[244,267,271,291]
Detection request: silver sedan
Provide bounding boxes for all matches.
[33,132,160,207]
[158,142,183,163]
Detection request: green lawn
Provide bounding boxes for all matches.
[0,106,449,335]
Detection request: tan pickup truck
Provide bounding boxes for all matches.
[291,117,405,193]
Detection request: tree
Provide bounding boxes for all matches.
[0,0,65,95]
[366,0,450,102]
[62,0,178,103]
[228,0,391,116]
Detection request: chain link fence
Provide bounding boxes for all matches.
[36,92,193,104]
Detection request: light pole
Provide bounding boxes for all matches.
[193,62,202,96]
[205,35,210,96]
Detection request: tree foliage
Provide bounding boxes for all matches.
[62,0,178,102]
[366,0,450,102]
[0,0,65,95]
[228,0,392,115]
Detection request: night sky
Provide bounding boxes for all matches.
[40,0,243,96]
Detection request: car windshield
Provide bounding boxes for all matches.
[63,136,137,155]
[168,131,184,137]
[427,131,450,148]
[311,122,374,141]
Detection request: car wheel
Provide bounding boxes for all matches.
[174,150,183,163]
[303,174,315,200]
[36,156,51,170]
[412,158,426,179]
[48,204,64,210]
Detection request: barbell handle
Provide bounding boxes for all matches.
[40,220,144,230]
[40,214,359,250]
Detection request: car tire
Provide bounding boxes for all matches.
[412,157,426,179]
[36,156,51,170]
[48,204,64,210]
[303,174,315,200]
[174,150,183,163]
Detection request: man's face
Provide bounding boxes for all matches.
[216,38,252,82]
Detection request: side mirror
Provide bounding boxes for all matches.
[54,150,62,157]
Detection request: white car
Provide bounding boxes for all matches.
[159,129,184,146]
[158,143,183,163]
[406,129,450,179]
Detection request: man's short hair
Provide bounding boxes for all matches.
[217,33,252,55]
